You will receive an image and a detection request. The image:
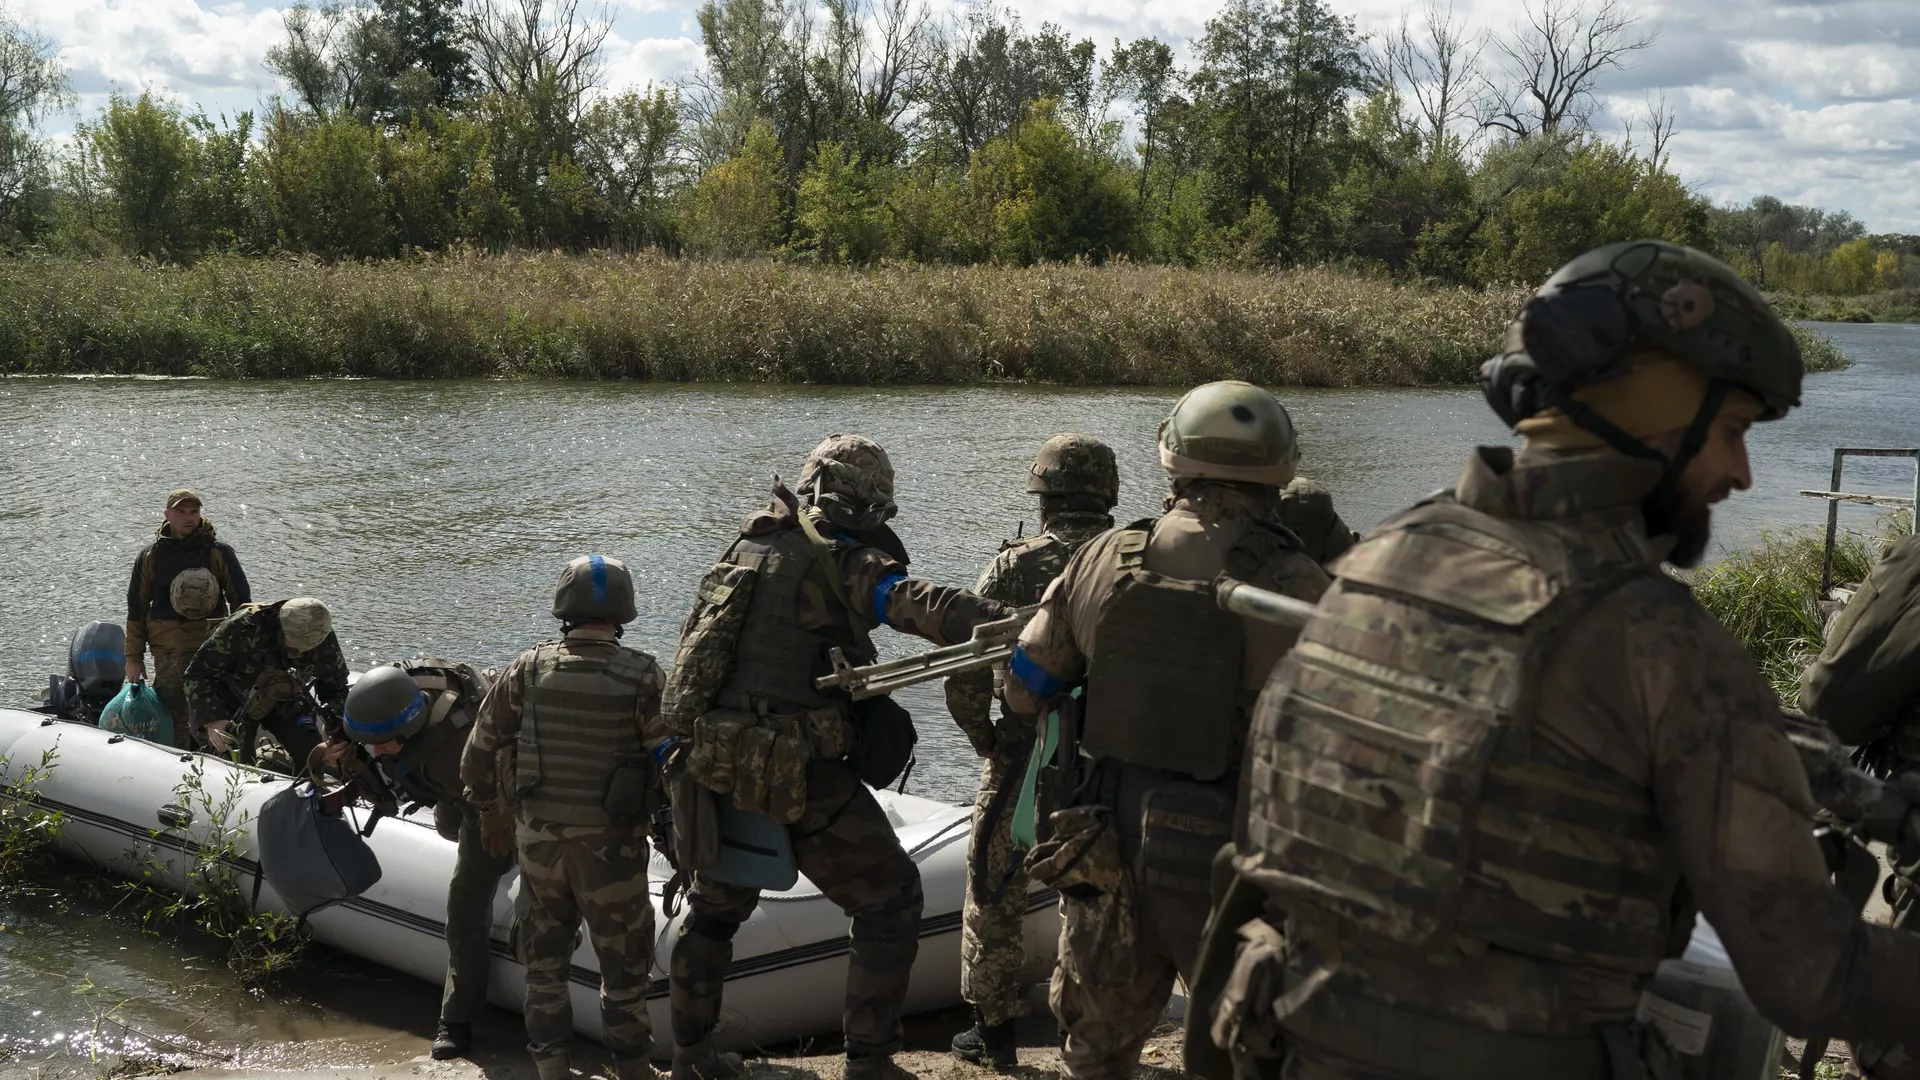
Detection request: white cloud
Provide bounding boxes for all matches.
[1740,41,1920,101]
[24,0,287,103]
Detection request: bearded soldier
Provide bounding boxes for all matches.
[1801,540,1920,1079]
[664,435,1014,1080]
[184,597,341,766]
[999,384,1331,1080]
[340,660,506,1063]
[1200,241,1920,1080]
[946,434,1120,1071]
[124,488,250,748]
[463,556,668,1080]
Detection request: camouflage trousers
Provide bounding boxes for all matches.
[1052,875,1211,1080]
[515,822,656,1061]
[440,803,515,1025]
[672,759,924,1057]
[962,740,1042,1026]
[149,646,197,750]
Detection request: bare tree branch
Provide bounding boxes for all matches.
[1645,88,1676,172]
[1379,0,1482,156]
[1479,0,1656,138]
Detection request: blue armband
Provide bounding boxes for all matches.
[871,571,908,625]
[651,737,679,765]
[1009,645,1065,698]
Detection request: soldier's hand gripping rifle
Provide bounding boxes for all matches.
[813,606,1038,701]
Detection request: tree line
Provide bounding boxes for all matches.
[0,0,1910,294]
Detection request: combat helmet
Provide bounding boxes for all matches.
[170,567,222,621]
[553,554,638,625]
[797,434,898,531]
[343,665,427,743]
[1159,381,1300,486]
[1028,434,1119,508]
[280,598,333,653]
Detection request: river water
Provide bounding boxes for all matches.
[1,320,1917,1070]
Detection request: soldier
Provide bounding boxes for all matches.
[665,435,1014,1080]
[1277,476,1361,566]
[946,434,1120,1070]
[184,597,342,767]
[1801,536,1920,1078]
[1199,241,1920,1080]
[999,383,1332,1080]
[124,488,250,748]
[462,556,668,1080]
[339,660,508,1063]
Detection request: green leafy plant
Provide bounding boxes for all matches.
[0,746,64,893]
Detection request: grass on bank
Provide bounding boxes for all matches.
[1771,289,1920,324]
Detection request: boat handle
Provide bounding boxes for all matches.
[157,803,193,829]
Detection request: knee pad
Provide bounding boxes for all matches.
[688,913,742,943]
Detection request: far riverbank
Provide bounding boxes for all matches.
[0,254,1847,384]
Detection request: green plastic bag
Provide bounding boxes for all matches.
[99,681,173,744]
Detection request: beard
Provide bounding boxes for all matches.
[1664,496,1715,568]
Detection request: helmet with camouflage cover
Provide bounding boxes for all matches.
[797,434,898,531]
[343,664,427,743]
[1159,381,1299,486]
[1027,433,1119,508]
[553,554,637,625]
[1481,240,1802,428]
[279,597,333,653]
[169,567,222,621]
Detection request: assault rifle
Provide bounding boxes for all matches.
[812,580,1323,701]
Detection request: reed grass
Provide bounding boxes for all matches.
[1771,289,1920,324]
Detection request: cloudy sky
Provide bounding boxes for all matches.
[13,0,1919,231]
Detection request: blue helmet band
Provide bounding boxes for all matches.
[345,688,426,740]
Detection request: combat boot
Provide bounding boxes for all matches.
[532,1052,571,1080]
[670,1042,745,1080]
[950,1008,1017,1071]
[614,1056,666,1080]
[844,1053,914,1080]
[431,1021,472,1060]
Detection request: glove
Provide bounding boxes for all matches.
[479,803,515,859]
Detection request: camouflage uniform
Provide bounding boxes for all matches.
[125,519,249,747]
[946,510,1112,1029]
[669,441,1012,1071]
[182,600,345,765]
[1276,477,1360,567]
[1801,532,1920,1079]
[462,627,669,1072]
[1004,482,1330,1080]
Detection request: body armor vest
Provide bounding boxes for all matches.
[517,642,655,827]
[383,661,489,808]
[1242,498,1679,975]
[1081,518,1296,782]
[720,527,875,712]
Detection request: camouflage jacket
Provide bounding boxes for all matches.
[1272,448,1920,1048]
[181,601,349,734]
[944,511,1113,754]
[1276,476,1360,566]
[1801,531,1920,752]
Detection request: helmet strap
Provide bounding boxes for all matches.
[1560,379,1730,537]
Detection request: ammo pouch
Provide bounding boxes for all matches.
[686,708,811,825]
[662,561,759,736]
[848,694,916,790]
[602,754,659,819]
[1139,783,1234,897]
[1210,918,1293,1080]
[1025,804,1122,900]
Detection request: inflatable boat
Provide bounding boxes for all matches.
[0,707,1060,1055]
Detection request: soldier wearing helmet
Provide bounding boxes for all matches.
[123,488,251,748]
[461,556,669,1080]
[947,433,1120,1070]
[183,596,343,768]
[1194,241,1920,1079]
[341,659,504,1063]
[999,385,1331,1080]
[665,434,1014,1080]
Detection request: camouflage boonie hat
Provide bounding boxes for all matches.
[169,567,222,621]
[1027,433,1119,507]
[798,434,898,528]
[166,488,203,510]
[279,597,333,653]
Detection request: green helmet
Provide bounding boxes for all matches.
[798,434,898,531]
[1027,433,1119,507]
[552,555,637,624]
[343,664,427,743]
[279,597,333,653]
[1159,381,1299,486]
[1482,240,1803,426]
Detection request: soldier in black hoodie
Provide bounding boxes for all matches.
[124,488,250,748]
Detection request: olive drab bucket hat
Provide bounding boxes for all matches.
[1028,433,1120,508]
[169,567,222,621]
[552,554,638,625]
[280,598,333,653]
[798,434,898,531]
[1159,381,1300,486]
[343,664,428,743]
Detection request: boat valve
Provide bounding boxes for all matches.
[156,803,193,829]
